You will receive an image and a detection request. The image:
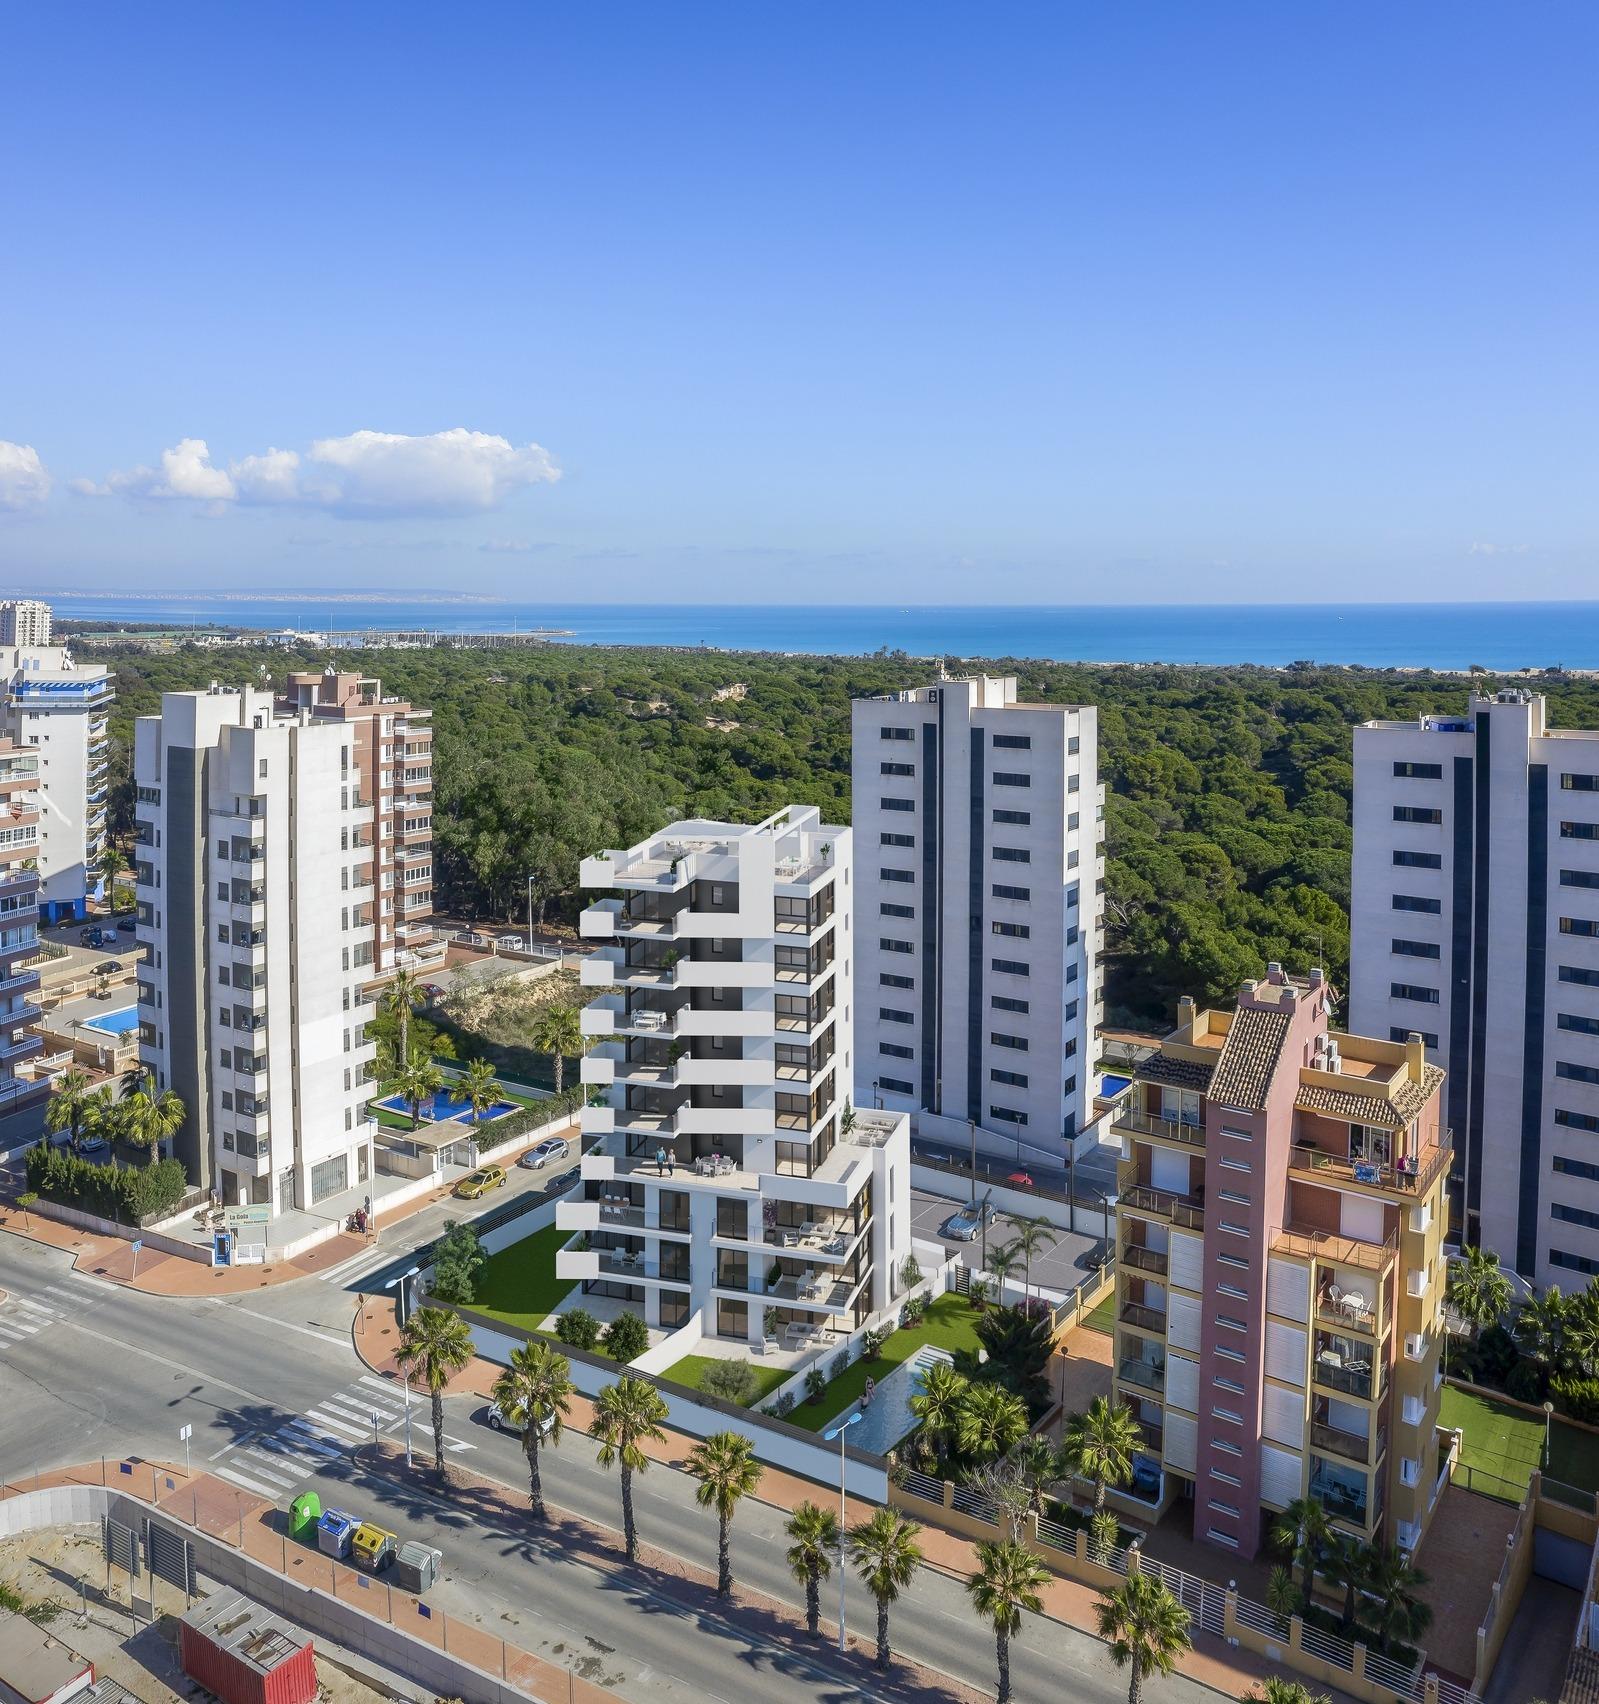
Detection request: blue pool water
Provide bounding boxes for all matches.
[82,1007,139,1036]
[375,1089,518,1124]
[1099,1073,1132,1098]
[822,1346,954,1455]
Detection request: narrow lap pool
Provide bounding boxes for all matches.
[819,1346,954,1455]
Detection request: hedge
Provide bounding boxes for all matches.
[24,1144,189,1225]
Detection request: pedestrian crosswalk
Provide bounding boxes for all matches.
[0,1282,95,1347]
[314,1244,399,1289]
[213,1371,476,1499]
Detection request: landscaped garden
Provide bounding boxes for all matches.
[664,1354,791,1406]
[1439,1383,1599,1498]
[470,1223,578,1332]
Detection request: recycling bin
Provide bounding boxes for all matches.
[288,1491,322,1541]
[316,1509,359,1560]
[351,1522,397,1573]
[395,1541,441,1594]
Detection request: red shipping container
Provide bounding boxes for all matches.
[178,1591,316,1704]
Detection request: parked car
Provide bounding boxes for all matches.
[453,1165,508,1200]
[92,959,122,974]
[940,1204,991,1242]
[543,1169,579,1196]
[76,1135,111,1161]
[1005,1170,1034,1188]
[519,1136,570,1170]
[421,982,444,1000]
[484,1400,556,1437]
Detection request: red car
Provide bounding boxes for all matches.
[1006,1170,1034,1188]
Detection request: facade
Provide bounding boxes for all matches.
[135,686,378,1213]
[276,669,441,974]
[1111,965,1451,1561]
[0,635,112,923]
[1351,689,1599,1285]
[0,738,47,1142]
[0,600,53,646]
[851,675,1102,1144]
[563,807,913,1346]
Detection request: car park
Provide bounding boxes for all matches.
[519,1136,570,1169]
[453,1164,508,1200]
[939,1203,992,1241]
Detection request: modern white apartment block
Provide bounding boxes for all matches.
[134,686,379,1215]
[851,676,1102,1145]
[564,807,913,1347]
[1351,689,1599,1285]
[0,736,48,1142]
[0,629,112,924]
[0,601,53,647]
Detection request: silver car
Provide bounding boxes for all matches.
[519,1136,570,1170]
[485,1401,556,1437]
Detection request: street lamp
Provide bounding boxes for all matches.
[385,1264,421,1329]
[525,872,535,945]
[1544,1399,1555,1469]
[822,1409,864,1653]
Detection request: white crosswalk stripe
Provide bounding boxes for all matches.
[216,1464,280,1497]
[237,1452,297,1488]
[0,1322,30,1343]
[305,1408,367,1441]
[317,1247,396,1286]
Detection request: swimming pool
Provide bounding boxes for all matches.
[1099,1072,1132,1098]
[820,1346,954,1455]
[375,1087,519,1124]
[82,1007,139,1037]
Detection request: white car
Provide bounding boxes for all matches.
[519,1137,571,1170]
[485,1401,556,1437]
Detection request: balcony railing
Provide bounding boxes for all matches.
[1117,1358,1165,1393]
[1122,1185,1204,1231]
[1311,1420,1373,1465]
[1120,1242,1169,1276]
[1290,1136,1452,1197]
[1274,1223,1397,1274]
[1312,1357,1374,1401]
[1119,1300,1167,1334]
[1308,1469,1369,1527]
[1316,1296,1381,1337]
[1116,1107,1205,1149]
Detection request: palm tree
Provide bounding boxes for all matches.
[785,1500,841,1637]
[460,1057,502,1126]
[1245,1682,1331,1704]
[394,1307,474,1476]
[1265,1564,1302,1631]
[687,1430,763,1596]
[491,1340,573,1521]
[1320,1532,1369,1633]
[1514,1286,1569,1376]
[967,1538,1049,1704]
[1362,1544,1433,1656]
[1095,1572,1192,1704]
[1009,1433,1062,1518]
[848,1507,922,1671]
[592,1376,670,1563]
[908,1361,969,1464]
[382,966,424,1068]
[396,1049,445,1129]
[956,1382,1029,1463]
[1272,1496,1334,1604]
[529,1001,584,1098]
[122,1073,185,1166]
[44,1067,93,1151]
[986,1238,1024,1301]
[1063,1395,1142,1513]
[1447,1245,1513,1340]
[97,844,127,898]
[1566,1288,1599,1378]
[82,1083,125,1150]
[1003,1213,1057,1304]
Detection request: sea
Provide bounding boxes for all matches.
[28,594,1599,672]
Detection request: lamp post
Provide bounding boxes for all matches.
[822,1409,864,1653]
[968,1119,977,1204]
[1544,1399,1555,1469]
[385,1264,421,1330]
[525,873,534,945]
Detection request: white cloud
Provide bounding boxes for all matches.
[1467,540,1530,557]
[89,427,560,518]
[0,442,51,510]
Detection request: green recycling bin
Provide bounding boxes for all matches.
[289,1490,322,1541]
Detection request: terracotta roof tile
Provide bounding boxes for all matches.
[1208,1006,1293,1111]
[1134,1054,1216,1093]
[1295,1064,1444,1131]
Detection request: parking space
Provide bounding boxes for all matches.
[910,1185,1106,1297]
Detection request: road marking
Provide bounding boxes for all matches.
[36,1316,269,1406]
[282,1421,347,1457]
[255,1436,323,1470]
[317,1247,396,1285]
[216,1464,279,1497]
[357,1373,401,1394]
[10,1296,55,1319]
[0,1322,30,1343]
[305,1408,367,1440]
[237,1453,297,1488]
[320,1394,378,1421]
[198,1299,348,1345]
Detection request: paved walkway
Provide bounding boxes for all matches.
[1413,1483,1521,1682]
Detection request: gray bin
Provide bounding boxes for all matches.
[395,1541,441,1594]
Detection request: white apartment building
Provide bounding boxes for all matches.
[563,807,912,1348]
[1351,689,1599,1285]
[0,634,112,923]
[851,676,1102,1147]
[135,687,378,1215]
[0,601,53,647]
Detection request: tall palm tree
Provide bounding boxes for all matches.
[909,1361,969,1463]
[82,1083,125,1150]
[396,1050,445,1129]
[1265,1564,1302,1631]
[848,1507,922,1671]
[1320,1531,1370,1633]
[122,1073,185,1166]
[491,1340,573,1522]
[956,1382,1029,1463]
[1095,1572,1193,1704]
[785,1500,841,1638]
[1063,1395,1142,1513]
[1514,1286,1569,1376]
[967,1538,1049,1704]
[530,1001,584,1098]
[1003,1213,1057,1304]
[1362,1544,1433,1657]
[1272,1496,1334,1604]
[394,1307,474,1476]
[986,1238,1024,1301]
[592,1376,670,1563]
[1009,1434,1062,1518]
[383,966,424,1069]
[44,1067,92,1151]
[687,1430,763,1596]
[1447,1245,1513,1340]
[1566,1289,1599,1378]
[97,844,127,898]
[460,1056,502,1126]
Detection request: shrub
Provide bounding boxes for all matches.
[701,1358,759,1406]
[555,1308,601,1352]
[860,1326,887,1359]
[24,1144,188,1225]
[1505,1358,1547,1404]
[902,1295,926,1329]
[829,1348,850,1379]
[900,1252,922,1292]
[805,1366,826,1403]
[1553,1375,1599,1424]
[430,1219,485,1306]
[602,1311,650,1362]
[770,1390,796,1418]
[1088,1508,1118,1562]
[1477,1323,1519,1384]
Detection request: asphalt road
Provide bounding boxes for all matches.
[0,1220,1217,1704]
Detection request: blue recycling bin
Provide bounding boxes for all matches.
[317,1508,359,1559]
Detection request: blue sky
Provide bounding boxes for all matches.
[1,2,1594,604]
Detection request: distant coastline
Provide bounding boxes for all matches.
[20,594,1599,673]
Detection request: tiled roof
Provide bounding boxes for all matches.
[1296,1064,1444,1130]
[1561,1645,1599,1704]
[1208,1006,1293,1111]
[1134,1054,1215,1092]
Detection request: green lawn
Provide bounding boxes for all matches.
[785,1292,984,1433]
[664,1354,791,1405]
[471,1223,577,1333]
[1440,1384,1599,1497]
[1082,1292,1116,1336]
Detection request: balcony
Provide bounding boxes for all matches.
[1289,1133,1452,1198]
[1309,1461,1371,1528]
[1119,1300,1167,1334]
[1116,1107,1205,1149]
[1315,1290,1382,1336]
[1121,1184,1204,1231]
[1117,1357,1165,1393]
[1274,1223,1397,1274]
[1312,1351,1375,1402]
[1311,1419,1375,1465]
[1120,1242,1169,1277]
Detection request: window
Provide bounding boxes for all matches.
[1064,1037,1078,1058]
[1562,966,1599,988]
[991,1032,1028,1050]
[991,1068,1028,1088]
[1553,1202,1599,1229]
[990,1105,1028,1126]
[991,883,1030,901]
[1393,806,1443,824]
[1560,1013,1599,1036]
[991,921,1030,938]
[1068,773,1080,793]
[1551,1248,1599,1275]
[1562,918,1599,938]
[1558,1061,1599,1085]
[1063,1073,1077,1094]
[1563,774,1599,791]
[1393,894,1442,914]
[881,971,914,988]
[1068,735,1080,754]
[1064,999,1078,1020]
[1556,1156,1599,1182]
[1556,1108,1599,1133]
[880,726,914,741]
[1217,1252,1249,1272]
[310,1155,349,1204]
[993,772,1031,788]
[880,1007,914,1024]
[992,733,1031,749]
[880,867,915,883]
[993,846,1030,863]
[1394,849,1442,869]
[880,762,914,777]
[881,797,915,813]
[991,994,1029,1013]
[879,937,914,954]
[1394,761,1444,779]
[991,957,1029,976]
[880,1041,914,1059]
[1391,982,1440,1004]
[992,808,1030,825]
[1389,1025,1440,1047]
[880,902,914,919]
[881,832,915,848]
[1392,938,1441,959]
[879,1075,913,1095]
[1563,822,1599,840]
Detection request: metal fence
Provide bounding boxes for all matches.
[898,1468,944,1505]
